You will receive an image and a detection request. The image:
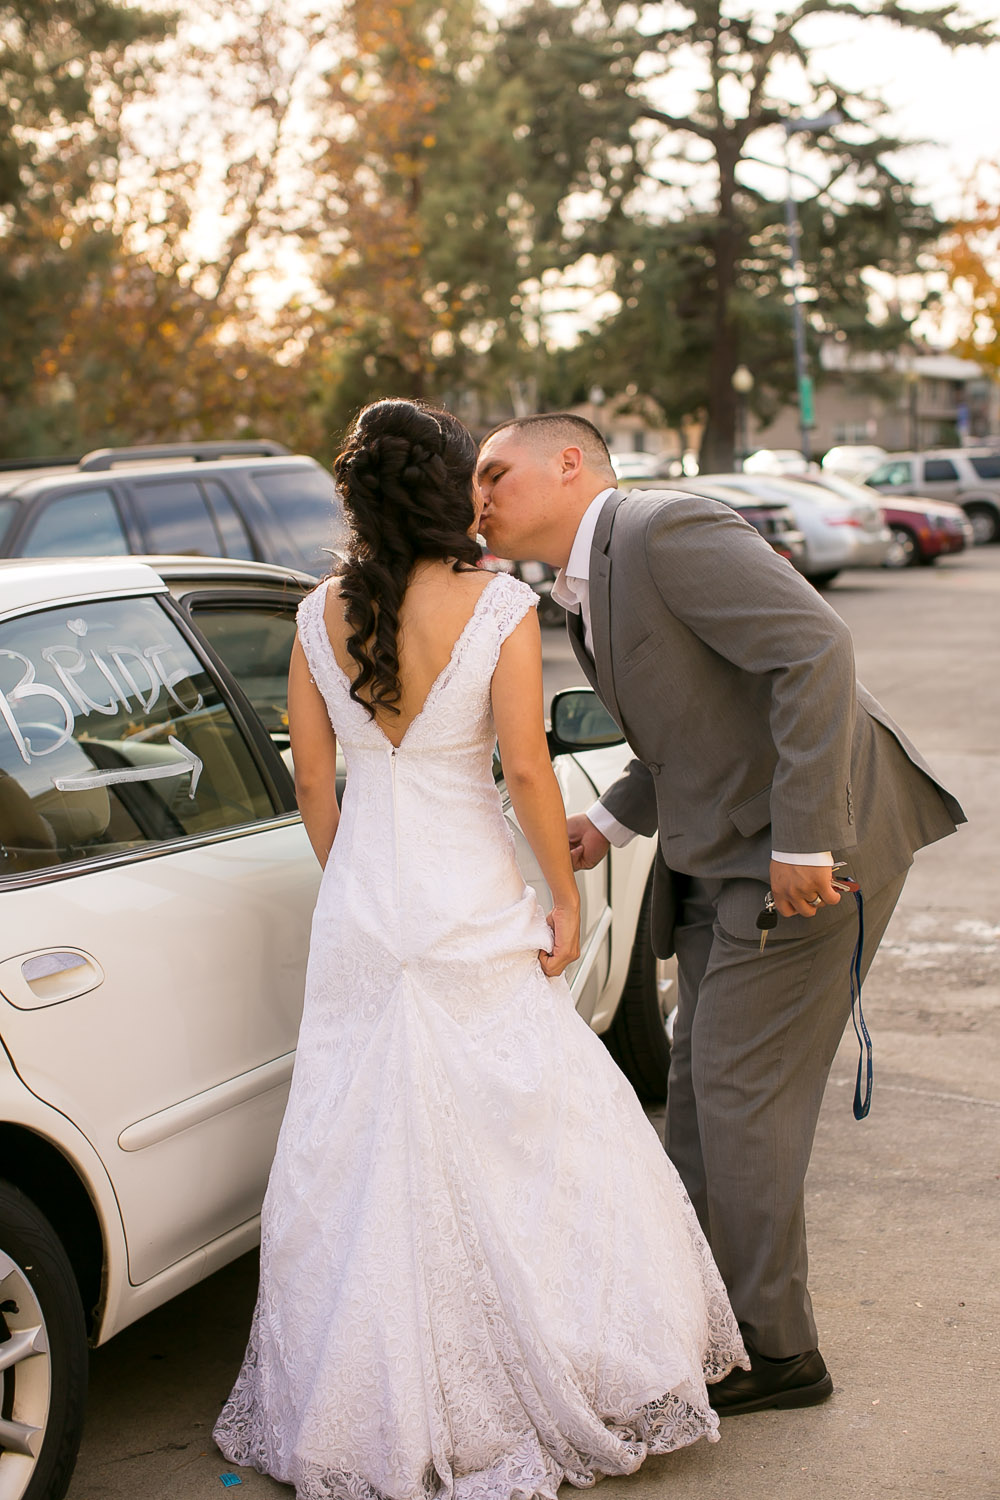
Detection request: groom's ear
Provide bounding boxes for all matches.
[558,445,585,482]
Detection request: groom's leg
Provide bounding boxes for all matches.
[663,877,720,1237]
[691,872,907,1358]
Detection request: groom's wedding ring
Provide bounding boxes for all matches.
[809,895,823,906]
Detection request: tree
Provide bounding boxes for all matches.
[939,166,1000,375]
[0,0,172,454]
[492,0,997,467]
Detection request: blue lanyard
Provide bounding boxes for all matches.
[848,889,871,1120]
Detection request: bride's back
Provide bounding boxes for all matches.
[322,562,497,750]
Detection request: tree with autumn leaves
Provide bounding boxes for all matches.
[1,0,997,465]
[939,166,1000,378]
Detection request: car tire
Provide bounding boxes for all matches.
[884,526,919,568]
[807,571,840,588]
[603,877,674,1103]
[0,1183,87,1500]
[964,502,1000,546]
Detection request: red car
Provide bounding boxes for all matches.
[799,473,972,569]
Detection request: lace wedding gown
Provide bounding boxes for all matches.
[214,572,746,1500]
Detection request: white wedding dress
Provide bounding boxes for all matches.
[214,572,746,1500]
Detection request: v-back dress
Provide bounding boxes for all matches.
[213,571,746,1500]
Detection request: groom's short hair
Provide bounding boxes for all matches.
[482,413,614,476]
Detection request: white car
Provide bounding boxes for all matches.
[0,555,669,1500]
[820,444,888,481]
[695,472,891,585]
[741,448,812,476]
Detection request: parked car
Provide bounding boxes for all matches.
[0,554,670,1500]
[0,441,349,575]
[692,472,891,585]
[618,473,807,568]
[863,448,1000,546]
[741,448,811,476]
[820,444,888,481]
[798,471,972,568]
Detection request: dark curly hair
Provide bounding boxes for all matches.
[332,398,481,720]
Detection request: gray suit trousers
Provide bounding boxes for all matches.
[668,869,907,1358]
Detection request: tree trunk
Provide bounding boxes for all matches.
[699,137,740,473]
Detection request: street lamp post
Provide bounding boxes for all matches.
[731,363,754,469]
[782,111,842,465]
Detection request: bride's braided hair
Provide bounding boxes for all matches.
[332,399,481,720]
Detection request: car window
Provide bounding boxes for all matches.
[17,487,129,557]
[131,477,221,556]
[923,458,958,481]
[190,602,298,752]
[251,465,348,573]
[970,455,1000,480]
[0,595,275,877]
[0,498,18,546]
[202,479,257,560]
[867,461,912,487]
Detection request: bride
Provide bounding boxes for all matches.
[213,398,746,1499]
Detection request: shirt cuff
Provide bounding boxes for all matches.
[587,801,639,848]
[770,850,834,865]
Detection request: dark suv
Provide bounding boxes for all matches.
[0,440,347,576]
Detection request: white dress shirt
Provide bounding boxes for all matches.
[552,487,831,866]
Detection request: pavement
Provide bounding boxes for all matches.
[66,549,999,1500]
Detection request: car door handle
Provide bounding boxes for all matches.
[0,949,106,1010]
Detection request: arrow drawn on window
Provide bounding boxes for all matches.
[52,736,202,797]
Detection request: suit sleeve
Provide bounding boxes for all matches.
[597,756,659,838]
[637,496,858,854]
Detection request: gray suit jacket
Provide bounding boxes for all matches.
[569,489,965,954]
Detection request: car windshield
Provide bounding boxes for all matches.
[805,473,873,504]
[0,497,18,546]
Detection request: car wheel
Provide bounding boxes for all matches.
[0,1183,87,1500]
[884,526,919,568]
[807,571,840,588]
[964,503,999,546]
[603,877,675,1103]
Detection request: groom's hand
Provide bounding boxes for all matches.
[769,860,842,919]
[567,814,610,871]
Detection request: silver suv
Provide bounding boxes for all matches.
[864,448,1000,545]
[0,440,348,575]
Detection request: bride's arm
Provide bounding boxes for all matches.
[288,636,340,867]
[492,609,580,978]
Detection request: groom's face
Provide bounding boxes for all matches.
[475,430,562,562]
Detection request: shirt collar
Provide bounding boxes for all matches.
[563,487,616,584]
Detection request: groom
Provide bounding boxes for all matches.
[476,413,964,1415]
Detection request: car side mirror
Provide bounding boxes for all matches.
[548,688,625,754]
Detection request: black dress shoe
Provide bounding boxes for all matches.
[709,1346,833,1416]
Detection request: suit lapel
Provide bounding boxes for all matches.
[589,491,627,729]
[566,608,599,691]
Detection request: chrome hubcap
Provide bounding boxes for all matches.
[0,1250,50,1500]
[969,511,995,545]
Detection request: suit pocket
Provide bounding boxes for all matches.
[619,631,662,673]
[727,784,773,837]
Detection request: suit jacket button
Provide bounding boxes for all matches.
[647,762,661,775]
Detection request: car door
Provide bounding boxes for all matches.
[0,585,318,1285]
[919,456,961,502]
[494,751,610,1022]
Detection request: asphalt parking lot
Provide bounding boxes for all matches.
[66,549,999,1500]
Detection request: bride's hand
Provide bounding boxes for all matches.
[540,899,581,978]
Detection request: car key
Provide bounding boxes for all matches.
[756,892,778,954]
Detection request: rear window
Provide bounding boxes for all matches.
[251,465,348,574]
[923,459,958,481]
[16,487,129,557]
[970,455,1000,480]
[132,477,220,556]
[0,595,276,877]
